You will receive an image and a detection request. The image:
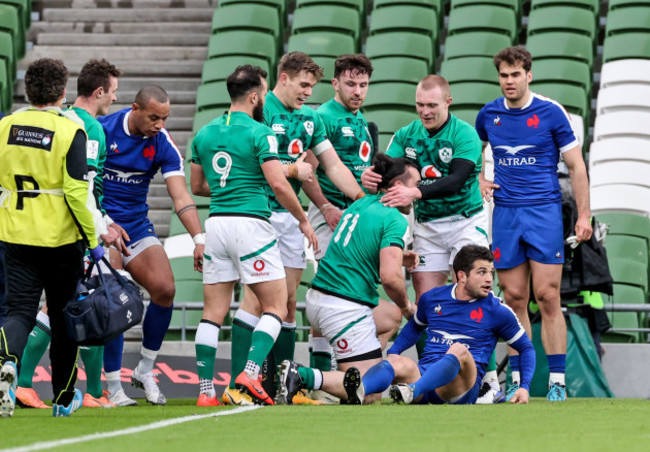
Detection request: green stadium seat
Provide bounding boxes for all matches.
[596,213,650,246]
[444,32,511,60]
[170,257,202,282]
[373,0,443,28]
[196,81,229,112]
[448,82,502,110]
[363,82,417,113]
[170,207,210,236]
[292,5,360,43]
[529,82,589,119]
[451,0,521,22]
[311,56,336,81]
[174,280,204,303]
[365,32,435,70]
[606,7,650,37]
[531,59,592,98]
[218,0,286,26]
[602,311,640,343]
[451,108,480,126]
[602,33,650,62]
[605,235,649,265]
[201,56,271,85]
[526,32,594,68]
[296,0,366,15]
[211,4,280,41]
[0,31,15,81]
[288,32,356,58]
[193,108,227,135]
[369,5,438,48]
[531,0,600,14]
[447,5,518,43]
[527,6,598,42]
[307,82,334,107]
[0,4,24,60]
[363,109,418,137]
[608,257,648,293]
[0,0,31,29]
[208,31,277,67]
[0,62,10,112]
[376,133,394,153]
[440,57,496,84]
[608,0,650,9]
[370,57,429,85]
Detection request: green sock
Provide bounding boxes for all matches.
[229,314,257,389]
[298,367,315,390]
[246,313,282,371]
[272,323,296,366]
[196,344,217,381]
[17,320,51,388]
[311,352,332,372]
[487,350,497,372]
[80,346,104,398]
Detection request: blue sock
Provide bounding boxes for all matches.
[362,361,395,395]
[413,354,461,400]
[104,334,124,373]
[547,354,566,373]
[142,303,173,351]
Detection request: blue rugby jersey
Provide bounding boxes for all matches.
[475,93,579,206]
[98,108,184,222]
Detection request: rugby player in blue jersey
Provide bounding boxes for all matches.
[98,86,204,406]
[476,47,592,402]
[361,245,535,405]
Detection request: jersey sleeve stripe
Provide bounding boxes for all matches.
[311,139,332,156]
[559,140,580,153]
[414,312,426,326]
[160,128,185,170]
[162,170,185,179]
[506,328,526,345]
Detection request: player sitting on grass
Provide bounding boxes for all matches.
[361,245,535,405]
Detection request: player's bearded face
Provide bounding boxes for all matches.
[334,70,369,113]
[252,95,264,122]
[462,260,494,299]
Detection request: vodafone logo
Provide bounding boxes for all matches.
[336,339,349,350]
[421,165,442,179]
[253,260,265,271]
[358,141,371,162]
[288,139,303,158]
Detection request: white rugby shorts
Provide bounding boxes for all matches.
[270,211,306,269]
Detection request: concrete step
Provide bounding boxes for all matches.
[148,183,171,197]
[159,116,193,131]
[28,21,212,37]
[42,8,215,22]
[15,78,201,98]
[37,33,210,46]
[70,0,217,8]
[147,196,173,210]
[24,46,208,62]
[17,59,205,77]
[13,89,198,107]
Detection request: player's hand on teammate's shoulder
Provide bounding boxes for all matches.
[299,219,319,253]
[402,250,419,272]
[294,153,314,183]
[322,204,343,231]
[509,387,529,404]
[381,185,421,207]
[361,165,381,193]
[479,173,500,202]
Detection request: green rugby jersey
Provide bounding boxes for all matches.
[191,111,279,219]
[316,99,374,210]
[71,106,107,214]
[312,194,410,308]
[386,115,483,223]
[264,91,330,211]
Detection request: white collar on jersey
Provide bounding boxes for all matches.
[451,284,478,303]
[122,110,146,139]
[502,91,535,111]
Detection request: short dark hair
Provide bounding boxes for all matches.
[25,58,68,106]
[134,85,169,108]
[334,54,373,79]
[373,153,418,191]
[494,46,532,72]
[77,59,121,98]
[452,245,494,278]
[277,51,324,82]
[227,65,268,102]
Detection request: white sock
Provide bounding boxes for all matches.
[137,346,158,374]
[234,309,260,327]
[512,371,521,385]
[313,369,323,390]
[105,370,122,394]
[244,360,260,378]
[36,310,50,329]
[549,372,566,387]
[195,321,220,349]
[199,378,215,397]
[483,370,499,388]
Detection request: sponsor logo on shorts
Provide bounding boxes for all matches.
[336,338,352,354]
[556,251,562,259]
[251,259,270,277]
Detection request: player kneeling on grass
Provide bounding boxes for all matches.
[361,244,535,405]
[275,154,419,405]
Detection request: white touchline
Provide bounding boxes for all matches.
[3,405,261,452]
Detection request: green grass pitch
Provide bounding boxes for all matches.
[2,398,648,452]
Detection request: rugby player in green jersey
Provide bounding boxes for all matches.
[227,52,365,405]
[275,154,419,405]
[190,65,317,406]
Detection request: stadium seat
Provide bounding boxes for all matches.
[602,33,650,62]
[451,108,482,126]
[605,7,650,37]
[531,59,592,97]
[448,82,502,110]
[296,0,366,15]
[451,0,520,20]
[208,31,277,67]
[0,62,9,112]
[526,32,594,68]
[608,258,649,293]
[0,4,24,60]
[443,32,511,60]
[164,233,194,260]
[596,84,650,114]
[374,0,443,26]
[529,82,589,119]
[530,0,600,14]
[447,5,518,43]
[196,81,229,112]
[312,56,336,81]
[605,235,649,265]
[288,32,356,58]
[0,30,16,80]
[589,138,650,167]
[567,113,585,148]
[527,6,598,42]
[363,82,417,113]
[211,4,280,41]
[591,184,650,217]
[170,257,202,282]
[596,212,650,246]
[0,0,31,29]
[292,5,360,43]
[369,5,438,48]
[307,82,334,107]
[193,108,227,135]
[600,59,650,88]
[440,57,496,84]
[201,56,271,85]
[590,161,650,189]
[370,57,429,85]
[593,111,650,140]
[365,32,435,69]
[608,0,650,9]
[602,311,640,343]
[363,109,418,137]
[218,0,286,26]
[173,280,204,303]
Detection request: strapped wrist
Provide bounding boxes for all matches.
[288,164,298,179]
[192,233,205,245]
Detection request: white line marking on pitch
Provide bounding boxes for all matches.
[3,405,261,452]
